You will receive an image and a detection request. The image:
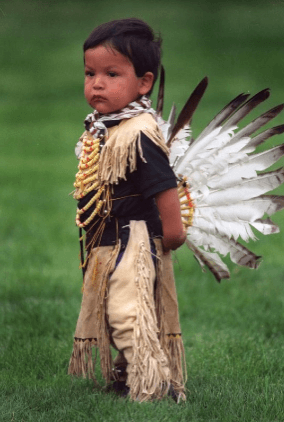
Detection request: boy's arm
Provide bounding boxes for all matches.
[155,187,187,254]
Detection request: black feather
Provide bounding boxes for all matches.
[167,77,208,147]
[156,65,165,117]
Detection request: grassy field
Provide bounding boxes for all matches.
[1,0,284,421]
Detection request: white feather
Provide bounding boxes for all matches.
[200,169,284,206]
[192,214,256,242]
[208,145,284,189]
[251,218,280,235]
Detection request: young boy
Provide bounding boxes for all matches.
[68,18,187,402]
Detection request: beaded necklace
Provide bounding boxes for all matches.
[74,131,109,229]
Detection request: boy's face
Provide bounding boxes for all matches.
[84,45,153,114]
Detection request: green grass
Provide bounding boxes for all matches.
[1,0,284,421]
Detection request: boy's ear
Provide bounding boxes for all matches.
[138,72,154,95]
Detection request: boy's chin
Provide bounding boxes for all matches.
[90,103,121,114]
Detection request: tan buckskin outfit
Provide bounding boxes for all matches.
[68,113,186,402]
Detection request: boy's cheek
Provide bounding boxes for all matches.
[84,86,91,99]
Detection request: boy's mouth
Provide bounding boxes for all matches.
[92,95,106,101]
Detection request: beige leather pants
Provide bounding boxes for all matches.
[106,220,170,401]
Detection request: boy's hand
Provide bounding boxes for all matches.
[155,188,187,254]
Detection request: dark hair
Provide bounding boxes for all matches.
[83,18,162,95]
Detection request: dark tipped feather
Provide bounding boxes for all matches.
[156,65,165,117]
[167,77,208,147]
[227,238,262,268]
[229,104,284,144]
[186,239,230,282]
[242,124,284,152]
[195,93,250,143]
[221,88,270,131]
[258,194,284,214]
[248,144,284,170]
[252,217,280,235]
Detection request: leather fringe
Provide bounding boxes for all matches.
[68,338,97,379]
[68,243,120,383]
[154,246,187,401]
[127,241,170,402]
[164,335,187,402]
[95,248,118,383]
[99,114,169,185]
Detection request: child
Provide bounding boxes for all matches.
[68,18,187,402]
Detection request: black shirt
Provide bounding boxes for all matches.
[78,123,177,248]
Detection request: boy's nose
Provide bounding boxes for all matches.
[93,77,104,89]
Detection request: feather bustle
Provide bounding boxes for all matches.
[159,78,284,281]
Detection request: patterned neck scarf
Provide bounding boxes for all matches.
[84,95,156,136]
[75,96,156,159]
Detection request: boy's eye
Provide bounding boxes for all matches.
[108,71,117,77]
[85,70,94,77]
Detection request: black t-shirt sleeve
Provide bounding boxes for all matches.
[131,132,177,199]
